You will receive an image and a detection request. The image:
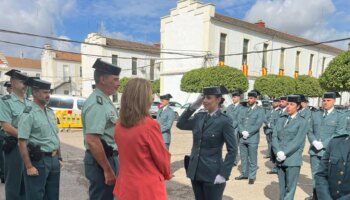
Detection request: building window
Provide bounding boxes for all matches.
[36,73,40,78]
[0,71,2,78]
[112,94,118,102]
[63,65,69,82]
[295,51,301,72]
[219,33,227,64]
[321,57,326,73]
[309,54,314,76]
[279,48,285,69]
[112,55,118,65]
[242,39,249,65]
[262,43,268,68]
[80,66,82,77]
[150,59,155,80]
[132,57,137,75]
[64,90,69,95]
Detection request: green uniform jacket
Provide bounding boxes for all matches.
[315,134,350,200]
[18,104,60,152]
[156,106,175,134]
[176,108,237,182]
[226,103,244,131]
[238,105,265,143]
[264,107,281,135]
[345,110,350,132]
[308,109,346,156]
[0,93,32,133]
[299,107,312,121]
[272,113,308,166]
[82,88,118,150]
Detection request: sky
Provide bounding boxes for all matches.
[0,0,349,59]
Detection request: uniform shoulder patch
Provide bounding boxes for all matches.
[96,96,103,105]
[1,95,11,100]
[23,106,32,113]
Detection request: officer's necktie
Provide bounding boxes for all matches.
[203,114,211,129]
[248,107,252,112]
[159,108,163,117]
[323,110,328,118]
[284,116,292,127]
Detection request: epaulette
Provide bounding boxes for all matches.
[96,96,103,105]
[23,106,32,113]
[1,95,11,100]
[333,134,349,139]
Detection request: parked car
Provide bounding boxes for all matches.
[149,101,160,119]
[149,101,183,120]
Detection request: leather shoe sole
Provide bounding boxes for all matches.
[235,176,248,180]
[248,179,255,184]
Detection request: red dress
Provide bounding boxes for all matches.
[113,116,172,200]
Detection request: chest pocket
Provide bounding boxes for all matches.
[203,132,222,147]
[328,156,340,177]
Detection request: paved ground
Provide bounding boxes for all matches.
[0,125,313,200]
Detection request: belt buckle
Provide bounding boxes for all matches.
[52,150,58,157]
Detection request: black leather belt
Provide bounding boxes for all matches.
[86,150,118,157]
[42,150,58,157]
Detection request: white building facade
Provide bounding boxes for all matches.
[160,0,345,105]
[81,33,160,100]
[41,45,82,95]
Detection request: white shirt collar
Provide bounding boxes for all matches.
[325,107,334,115]
[250,104,257,110]
[234,102,240,107]
[162,105,169,110]
[290,112,298,119]
[208,108,219,116]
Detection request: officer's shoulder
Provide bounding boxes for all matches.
[46,106,53,111]
[96,95,103,105]
[220,112,230,119]
[1,94,11,101]
[330,134,349,145]
[23,106,32,113]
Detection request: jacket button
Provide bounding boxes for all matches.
[344,162,346,166]
[337,191,340,194]
[340,171,344,176]
[338,181,342,185]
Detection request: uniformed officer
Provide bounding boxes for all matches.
[82,58,121,200]
[0,69,30,200]
[315,134,350,200]
[0,81,12,183]
[226,90,244,165]
[279,96,288,115]
[306,91,346,200]
[235,90,265,184]
[157,93,175,150]
[345,107,350,133]
[272,95,308,200]
[176,86,237,200]
[264,99,280,159]
[298,94,311,120]
[265,98,281,174]
[17,78,62,200]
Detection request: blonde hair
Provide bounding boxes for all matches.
[119,78,153,127]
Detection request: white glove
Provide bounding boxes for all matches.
[312,141,324,150]
[190,94,204,110]
[214,174,226,184]
[276,151,286,162]
[267,123,271,128]
[242,131,249,139]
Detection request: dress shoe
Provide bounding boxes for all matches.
[248,179,255,184]
[263,156,270,159]
[266,171,278,174]
[0,177,4,183]
[235,175,248,180]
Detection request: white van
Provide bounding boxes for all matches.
[47,95,86,112]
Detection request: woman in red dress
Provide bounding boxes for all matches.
[114,78,172,200]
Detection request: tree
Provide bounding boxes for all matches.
[319,50,350,91]
[295,75,323,97]
[151,79,160,94]
[117,77,133,93]
[254,75,296,98]
[180,66,248,93]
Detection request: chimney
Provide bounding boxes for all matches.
[255,20,266,28]
[44,44,52,50]
[20,51,24,59]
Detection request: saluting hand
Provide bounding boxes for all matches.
[190,94,204,110]
[27,166,39,176]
